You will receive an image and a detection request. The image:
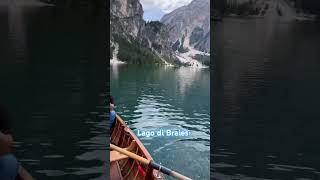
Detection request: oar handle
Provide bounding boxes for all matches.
[110,144,149,164]
[149,161,192,180]
[110,144,192,180]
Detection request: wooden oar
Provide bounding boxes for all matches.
[110,144,192,180]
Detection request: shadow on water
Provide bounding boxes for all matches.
[1,4,108,180]
[213,17,320,179]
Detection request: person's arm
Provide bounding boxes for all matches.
[0,131,13,155]
[16,166,34,180]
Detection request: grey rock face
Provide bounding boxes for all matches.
[110,0,145,39]
[160,0,210,52]
[110,0,177,64]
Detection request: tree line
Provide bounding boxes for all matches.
[213,0,320,15]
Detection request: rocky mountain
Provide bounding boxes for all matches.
[160,0,210,53]
[110,0,144,39]
[110,0,210,67]
[110,0,179,65]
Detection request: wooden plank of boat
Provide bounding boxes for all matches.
[110,114,164,180]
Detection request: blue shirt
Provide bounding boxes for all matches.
[110,110,116,126]
[0,154,19,180]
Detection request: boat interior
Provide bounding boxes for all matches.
[110,116,162,180]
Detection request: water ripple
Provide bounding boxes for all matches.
[111,65,210,179]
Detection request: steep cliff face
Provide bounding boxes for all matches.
[140,22,173,59]
[110,0,177,65]
[160,0,210,53]
[110,0,145,39]
[110,0,209,67]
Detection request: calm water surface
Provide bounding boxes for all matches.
[213,17,320,179]
[111,65,210,179]
[0,4,107,179]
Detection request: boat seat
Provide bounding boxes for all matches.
[110,150,129,162]
[110,140,137,162]
[125,140,137,152]
[110,161,123,180]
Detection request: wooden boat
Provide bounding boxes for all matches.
[110,114,164,180]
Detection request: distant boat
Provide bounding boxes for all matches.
[110,114,164,180]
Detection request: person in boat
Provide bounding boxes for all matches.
[109,96,116,134]
[0,105,19,180]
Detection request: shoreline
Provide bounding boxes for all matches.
[213,0,319,23]
[110,42,126,65]
[175,46,209,69]
[110,43,209,68]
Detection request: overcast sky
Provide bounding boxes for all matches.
[140,0,192,21]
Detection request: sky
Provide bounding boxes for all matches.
[140,0,192,21]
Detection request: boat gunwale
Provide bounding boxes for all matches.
[113,114,162,179]
[115,114,154,161]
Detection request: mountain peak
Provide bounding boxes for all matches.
[160,0,210,52]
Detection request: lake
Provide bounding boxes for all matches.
[0,3,107,179]
[213,17,320,179]
[110,64,210,179]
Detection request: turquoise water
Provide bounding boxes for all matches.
[111,64,210,179]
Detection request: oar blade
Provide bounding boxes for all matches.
[149,161,192,180]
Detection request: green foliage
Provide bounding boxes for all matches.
[110,43,115,59]
[180,35,185,46]
[190,27,204,45]
[113,35,164,65]
[172,40,180,51]
[152,43,162,52]
[212,0,227,13]
[110,46,114,59]
[163,54,183,66]
[193,54,210,66]
[214,0,320,18]
[178,35,189,53]
[145,21,163,33]
[212,10,223,21]
[226,1,260,16]
[178,47,189,53]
